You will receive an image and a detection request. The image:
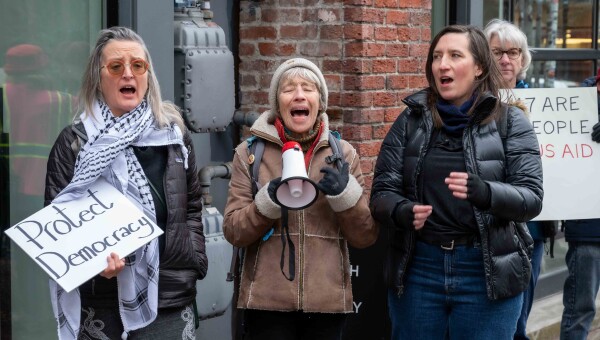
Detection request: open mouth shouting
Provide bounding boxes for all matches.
[290,106,310,121]
[120,85,137,96]
[440,76,454,86]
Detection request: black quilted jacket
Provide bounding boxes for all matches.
[370,89,543,300]
[44,124,207,308]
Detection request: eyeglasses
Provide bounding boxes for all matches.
[492,48,522,60]
[101,59,149,76]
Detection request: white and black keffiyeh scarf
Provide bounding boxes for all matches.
[49,100,188,340]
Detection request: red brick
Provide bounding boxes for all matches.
[342,124,373,140]
[240,91,269,106]
[345,8,385,23]
[300,42,341,57]
[238,43,255,56]
[344,24,374,40]
[344,75,385,90]
[323,60,343,73]
[359,158,375,174]
[327,107,343,120]
[328,92,342,107]
[398,58,423,73]
[373,59,396,73]
[375,27,399,41]
[409,43,430,57]
[422,27,432,41]
[342,59,373,74]
[355,141,383,157]
[343,0,374,5]
[386,10,409,25]
[311,8,343,23]
[240,74,257,88]
[385,108,404,122]
[240,26,277,40]
[400,0,423,8]
[388,75,409,89]
[385,43,409,57]
[373,123,392,139]
[280,25,318,39]
[279,0,303,5]
[324,74,342,91]
[397,27,423,41]
[409,75,428,88]
[258,42,296,56]
[321,25,344,40]
[239,3,259,22]
[344,108,385,123]
[259,74,271,89]
[342,92,373,107]
[374,92,398,106]
[375,0,399,7]
[410,11,431,25]
[345,42,386,57]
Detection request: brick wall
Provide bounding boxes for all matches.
[238,0,432,188]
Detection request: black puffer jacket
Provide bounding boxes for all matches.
[370,89,543,300]
[45,124,207,308]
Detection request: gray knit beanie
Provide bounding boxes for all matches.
[268,58,328,117]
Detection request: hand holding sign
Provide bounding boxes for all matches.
[4,177,163,292]
[101,252,126,279]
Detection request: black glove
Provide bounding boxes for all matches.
[267,177,282,203]
[317,162,349,196]
[393,202,416,230]
[592,122,600,143]
[466,173,491,210]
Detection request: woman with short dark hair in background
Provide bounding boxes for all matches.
[45,27,207,339]
[370,25,543,339]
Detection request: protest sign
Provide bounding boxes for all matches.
[508,87,600,220]
[4,177,163,292]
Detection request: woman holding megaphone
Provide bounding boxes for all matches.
[223,58,377,340]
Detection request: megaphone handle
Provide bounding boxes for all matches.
[280,208,295,281]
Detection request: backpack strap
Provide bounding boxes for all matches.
[325,131,343,169]
[249,137,265,198]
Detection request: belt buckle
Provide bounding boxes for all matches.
[440,240,455,250]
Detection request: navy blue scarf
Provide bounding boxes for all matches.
[436,95,476,136]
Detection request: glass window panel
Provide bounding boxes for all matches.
[526,60,595,88]
[0,1,102,338]
[513,0,594,49]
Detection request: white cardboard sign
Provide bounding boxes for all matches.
[508,87,600,221]
[4,178,163,292]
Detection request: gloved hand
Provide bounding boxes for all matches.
[267,177,282,203]
[466,173,491,210]
[592,122,600,143]
[317,162,349,196]
[393,202,416,230]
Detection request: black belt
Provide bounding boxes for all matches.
[417,234,479,250]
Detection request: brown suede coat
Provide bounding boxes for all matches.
[223,112,377,313]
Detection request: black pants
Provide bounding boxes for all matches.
[244,309,347,340]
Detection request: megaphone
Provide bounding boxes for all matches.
[274,141,319,210]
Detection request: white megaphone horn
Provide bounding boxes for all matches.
[274,141,319,210]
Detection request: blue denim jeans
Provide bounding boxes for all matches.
[388,241,522,339]
[514,239,545,340]
[560,242,600,340]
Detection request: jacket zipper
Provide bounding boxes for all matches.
[465,126,495,298]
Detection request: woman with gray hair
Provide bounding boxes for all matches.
[45,26,207,339]
[223,58,377,339]
[485,19,547,340]
[484,19,532,89]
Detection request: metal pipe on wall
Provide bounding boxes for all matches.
[198,162,232,206]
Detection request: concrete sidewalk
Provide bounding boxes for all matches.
[527,292,600,339]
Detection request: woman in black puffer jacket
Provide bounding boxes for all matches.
[44,27,207,340]
[370,25,543,340]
